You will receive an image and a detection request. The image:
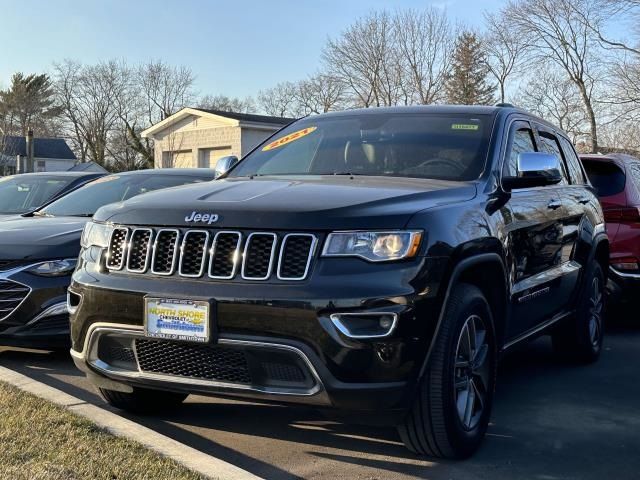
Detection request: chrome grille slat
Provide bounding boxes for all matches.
[126,228,153,273]
[106,228,129,270]
[0,280,30,321]
[277,234,317,281]
[241,233,278,280]
[178,230,210,277]
[209,231,242,279]
[106,227,315,281]
[151,229,180,275]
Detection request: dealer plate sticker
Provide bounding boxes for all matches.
[145,298,209,343]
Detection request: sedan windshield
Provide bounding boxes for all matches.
[229,113,493,181]
[40,174,210,217]
[0,175,74,214]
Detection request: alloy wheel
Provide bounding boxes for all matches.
[454,314,490,431]
[588,276,603,348]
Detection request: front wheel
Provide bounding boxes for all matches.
[552,262,605,363]
[99,387,188,415]
[398,283,497,459]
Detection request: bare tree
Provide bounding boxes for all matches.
[197,94,256,113]
[393,8,455,105]
[53,59,128,166]
[484,12,527,103]
[323,11,402,108]
[576,1,640,56]
[257,82,301,117]
[296,74,345,114]
[138,60,196,124]
[503,0,604,151]
[515,69,589,142]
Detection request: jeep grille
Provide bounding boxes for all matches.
[106,227,317,281]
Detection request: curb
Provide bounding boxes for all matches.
[0,365,262,480]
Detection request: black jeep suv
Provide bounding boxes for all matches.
[69,106,608,458]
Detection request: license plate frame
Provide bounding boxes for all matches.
[144,297,211,344]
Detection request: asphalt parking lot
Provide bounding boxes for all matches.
[1,318,639,480]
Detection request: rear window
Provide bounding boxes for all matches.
[582,159,626,197]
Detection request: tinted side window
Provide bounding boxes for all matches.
[504,127,536,177]
[538,131,569,185]
[582,160,626,197]
[559,137,586,184]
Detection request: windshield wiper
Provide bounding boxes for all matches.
[31,211,53,218]
[68,213,94,218]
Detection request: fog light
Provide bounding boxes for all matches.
[330,312,398,339]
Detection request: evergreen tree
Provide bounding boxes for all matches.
[445,32,496,105]
[0,73,62,136]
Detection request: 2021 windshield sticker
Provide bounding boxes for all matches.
[262,126,317,152]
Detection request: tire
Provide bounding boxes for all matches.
[552,261,605,364]
[99,387,188,414]
[398,283,497,459]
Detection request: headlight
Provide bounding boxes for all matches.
[25,259,78,277]
[81,222,114,248]
[322,231,422,262]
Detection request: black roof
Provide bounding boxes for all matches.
[1,136,76,160]
[194,108,295,125]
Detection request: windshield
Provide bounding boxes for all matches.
[0,175,75,214]
[229,113,493,181]
[40,173,211,217]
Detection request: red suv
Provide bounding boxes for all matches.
[581,153,640,297]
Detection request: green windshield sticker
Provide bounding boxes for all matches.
[451,124,479,131]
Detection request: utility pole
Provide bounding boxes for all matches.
[26,129,34,173]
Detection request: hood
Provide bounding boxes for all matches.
[0,216,88,261]
[94,176,477,230]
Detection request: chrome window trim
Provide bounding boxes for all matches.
[241,232,278,281]
[277,233,317,281]
[126,228,154,273]
[208,231,242,280]
[178,230,210,278]
[150,229,180,276]
[106,227,130,271]
[329,312,399,339]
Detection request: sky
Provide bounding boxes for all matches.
[0,0,508,98]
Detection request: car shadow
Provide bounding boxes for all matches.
[1,326,640,479]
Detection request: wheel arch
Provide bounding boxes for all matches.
[418,252,509,379]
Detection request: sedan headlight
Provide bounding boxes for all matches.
[81,222,114,248]
[25,259,78,277]
[322,231,423,262]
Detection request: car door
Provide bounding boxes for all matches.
[501,120,571,340]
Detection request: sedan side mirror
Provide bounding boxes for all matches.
[214,155,239,178]
[503,152,562,190]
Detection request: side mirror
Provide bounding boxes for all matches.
[503,152,562,190]
[214,155,239,178]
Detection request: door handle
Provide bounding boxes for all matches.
[547,200,562,210]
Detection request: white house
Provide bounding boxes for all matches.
[0,135,77,175]
[141,108,294,169]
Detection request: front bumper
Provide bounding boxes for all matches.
[69,255,448,414]
[608,266,640,300]
[0,264,72,348]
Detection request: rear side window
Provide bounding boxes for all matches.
[559,137,587,184]
[582,160,626,197]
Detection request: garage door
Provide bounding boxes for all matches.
[172,150,193,168]
[200,147,232,168]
